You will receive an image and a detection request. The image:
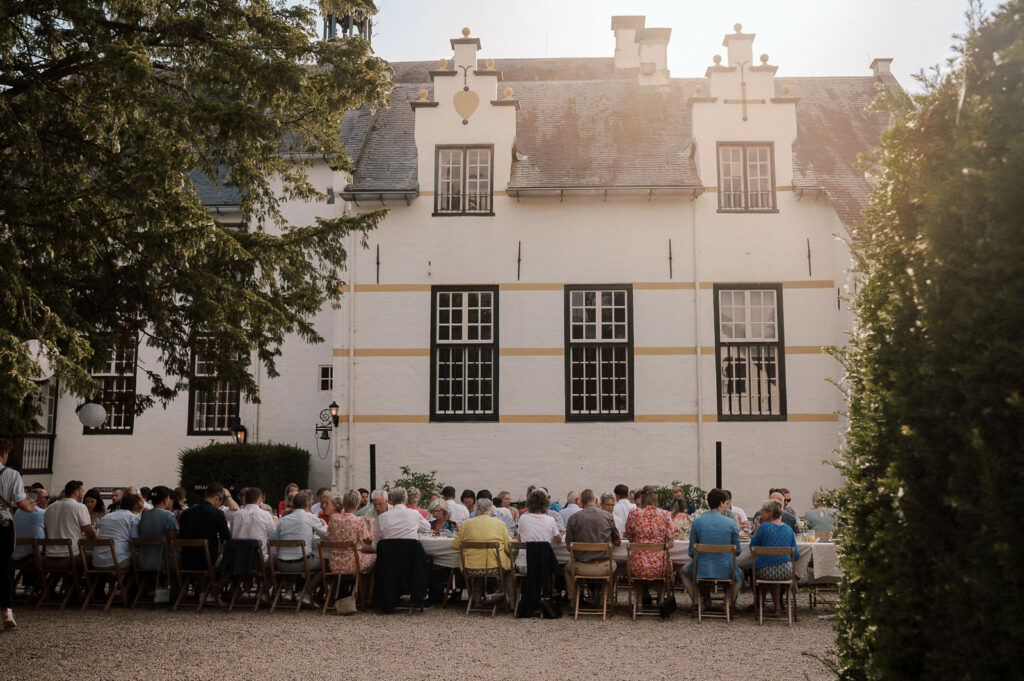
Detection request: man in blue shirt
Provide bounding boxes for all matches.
[683,488,742,609]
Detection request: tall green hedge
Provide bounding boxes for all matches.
[836,4,1024,679]
[178,442,309,508]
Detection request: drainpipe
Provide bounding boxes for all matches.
[691,197,704,489]
[344,210,357,493]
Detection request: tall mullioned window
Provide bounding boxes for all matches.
[564,285,633,421]
[714,284,786,419]
[188,337,240,435]
[430,286,498,420]
[434,146,493,216]
[84,344,137,434]
[718,142,776,212]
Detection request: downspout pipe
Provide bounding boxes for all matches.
[691,197,704,489]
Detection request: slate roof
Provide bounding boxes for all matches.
[190,165,243,207]
[339,58,896,227]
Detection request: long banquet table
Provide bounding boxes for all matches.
[417,535,841,582]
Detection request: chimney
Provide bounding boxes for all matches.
[870,57,893,78]
[722,22,755,69]
[637,27,671,85]
[611,15,644,69]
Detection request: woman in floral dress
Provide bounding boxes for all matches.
[624,485,676,604]
[327,489,376,578]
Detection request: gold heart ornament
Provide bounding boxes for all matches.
[453,88,479,122]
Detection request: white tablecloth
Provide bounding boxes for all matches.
[418,536,840,582]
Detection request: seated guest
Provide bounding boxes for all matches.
[771,491,798,530]
[372,487,429,549]
[778,488,796,515]
[498,491,519,524]
[107,487,124,512]
[137,486,179,571]
[231,487,276,557]
[515,489,561,573]
[83,488,106,526]
[355,489,390,520]
[172,487,188,519]
[179,483,232,572]
[427,500,456,534]
[526,487,566,532]
[451,498,514,606]
[425,491,439,507]
[750,498,800,614]
[624,485,675,601]
[11,487,47,574]
[683,488,742,607]
[668,498,690,533]
[317,493,338,525]
[564,489,621,602]
[327,490,376,590]
[804,490,837,534]
[560,490,582,525]
[441,486,468,526]
[600,493,626,535]
[724,489,747,526]
[43,480,99,569]
[357,488,370,512]
[406,486,429,519]
[613,484,635,530]
[278,483,299,517]
[272,491,326,600]
[310,487,330,516]
[93,493,141,569]
[139,487,153,511]
[460,489,477,516]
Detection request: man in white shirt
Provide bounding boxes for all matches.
[373,487,429,549]
[272,492,327,600]
[442,486,469,526]
[612,483,635,529]
[43,480,98,567]
[231,487,276,557]
[93,493,141,568]
[601,493,626,535]
[724,489,747,525]
[560,490,582,525]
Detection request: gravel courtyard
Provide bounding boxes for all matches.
[3,594,838,681]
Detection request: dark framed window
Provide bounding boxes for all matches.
[318,365,333,392]
[564,285,634,421]
[84,345,137,434]
[187,337,240,435]
[434,145,494,216]
[717,142,777,212]
[714,284,787,420]
[430,286,498,421]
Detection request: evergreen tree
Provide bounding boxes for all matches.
[0,0,390,432]
[836,3,1024,678]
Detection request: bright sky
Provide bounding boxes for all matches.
[370,0,978,91]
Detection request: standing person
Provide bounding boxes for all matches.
[0,438,37,629]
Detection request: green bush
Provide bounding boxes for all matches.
[835,4,1024,678]
[384,465,446,500]
[178,442,309,508]
[654,481,708,510]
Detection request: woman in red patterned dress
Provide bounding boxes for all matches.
[327,489,376,603]
[624,485,676,604]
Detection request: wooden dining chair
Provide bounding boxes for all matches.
[78,538,136,611]
[626,542,672,620]
[170,538,216,611]
[458,541,509,617]
[222,539,268,612]
[12,538,42,605]
[267,539,314,614]
[567,542,615,621]
[751,546,800,625]
[318,540,368,615]
[692,543,738,623]
[35,539,82,609]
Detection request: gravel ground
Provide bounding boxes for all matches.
[2,591,838,681]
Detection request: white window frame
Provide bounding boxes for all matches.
[717,142,776,212]
[430,286,498,420]
[188,337,240,435]
[318,365,333,392]
[434,145,494,216]
[84,344,137,434]
[565,285,633,420]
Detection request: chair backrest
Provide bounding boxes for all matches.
[14,538,41,567]
[458,541,504,572]
[221,538,265,576]
[693,543,737,582]
[317,540,358,575]
[129,537,168,572]
[627,542,670,577]
[37,538,75,570]
[78,538,120,572]
[750,546,795,571]
[171,538,214,574]
[268,539,310,577]
[568,542,613,577]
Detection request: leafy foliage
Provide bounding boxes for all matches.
[654,481,709,510]
[0,0,390,433]
[835,4,1024,678]
[385,466,446,499]
[178,441,309,507]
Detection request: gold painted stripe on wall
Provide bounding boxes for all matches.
[353,415,430,423]
[635,347,697,355]
[420,191,434,196]
[353,284,432,292]
[499,414,565,423]
[498,283,564,291]
[787,413,839,422]
[353,348,430,357]
[701,346,717,354]
[702,414,719,422]
[785,345,832,354]
[500,348,563,356]
[332,348,350,357]
[494,190,508,196]
[633,282,696,290]
[702,187,796,192]
[635,414,699,423]
[776,185,794,191]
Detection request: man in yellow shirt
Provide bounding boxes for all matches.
[451,498,513,607]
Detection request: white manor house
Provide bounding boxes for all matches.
[18,16,899,508]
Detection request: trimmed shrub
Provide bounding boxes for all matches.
[178,442,309,508]
[384,465,446,499]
